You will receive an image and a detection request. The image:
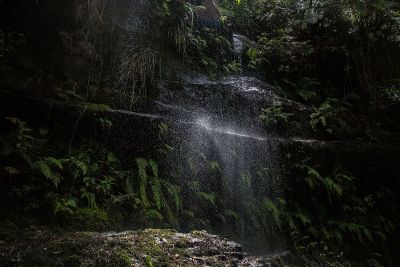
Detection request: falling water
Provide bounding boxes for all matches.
[109,2,288,252]
[233,33,245,88]
[149,34,289,252]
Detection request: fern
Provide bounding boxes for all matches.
[81,190,97,208]
[82,103,111,112]
[150,178,162,210]
[224,209,239,221]
[260,106,293,127]
[162,180,181,211]
[46,157,63,169]
[208,161,221,172]
[161,194,179,228]
[263,198,282,228]
[53,197,77,215]
[197,192,217,206]
[294,209,312,226]
[145,209,164,222]
[33,161,51,179]
[136,158,150,208]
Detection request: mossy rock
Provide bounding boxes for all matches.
[0,228,284,266]
[109,251,132,267]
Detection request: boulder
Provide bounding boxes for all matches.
[0,228,285,267]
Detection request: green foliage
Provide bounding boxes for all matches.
[53,197,77,215]
[1,2,400,265]
[145,255,154,267]
[381,81,400,103]
[246,47,262,69]
[222,60,242,74]
[266,162,400,266]
[83,103,111,112]
[187,30,237,76]
[283,77,319,103]
[309,97,355,133]
[0,117,182,228]
[134,158,181,227]
[221,0,400,138]
[154,0,238,75]
[1,117,35,166]
[260,105,293,127]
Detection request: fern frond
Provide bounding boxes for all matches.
[145,209,164,222]
[197,192,216,206]
[150,177,162,210]
[161,197,179,228]
[149,159,159,177]
[161,180,181,212]
[83,103,111,112]
[136,158,149,208]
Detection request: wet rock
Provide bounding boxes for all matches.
[0,228,285,267]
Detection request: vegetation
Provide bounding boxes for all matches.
[1,0,400,266]
[0,117,182,230]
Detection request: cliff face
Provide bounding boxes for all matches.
[0,0,152,96]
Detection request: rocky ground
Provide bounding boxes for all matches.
[0,228,286,267]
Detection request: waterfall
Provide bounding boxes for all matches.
[151,34,288,253]
[107,1,288,250]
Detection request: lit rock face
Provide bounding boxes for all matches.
[0,228,284,267]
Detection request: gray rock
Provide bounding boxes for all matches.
[0,228,285,267]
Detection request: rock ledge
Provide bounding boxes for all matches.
[0,228,284,266]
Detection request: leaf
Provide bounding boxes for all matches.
[46,157,63,169]
[3,166,20,175]
[288,217,297,230]
[149,159,159,177]
[81,191,97,208]
[197,192,216,206]
[50,172,63,187]
[107,153,117,163]
[263,198,281,228]
[295,210,311,226]
[38,128,49,136]
[145,209,164,222]
[83,103,111,112]
[298,90,317,101]
[34,161,51,179]
[73,160,88,175]
[53,198,77,215]
[162,181,181,211]
[136,158,149,208]
[224,209,239,220]
[150,178,162,210]
[208,161,221,172]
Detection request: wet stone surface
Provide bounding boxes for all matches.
[0,228,285,267]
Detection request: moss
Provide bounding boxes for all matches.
[64,255,82,267]
[145,255,154,267]
[190,230,206,237]
[175,237,189,248]
[0,222,17,242]
[112,251,131,267]
[134,229,177,266]
[106,208,123,227]
[67,208,110,231]
[136,236,163,256]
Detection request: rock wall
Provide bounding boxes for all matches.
[0,0,153,96]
